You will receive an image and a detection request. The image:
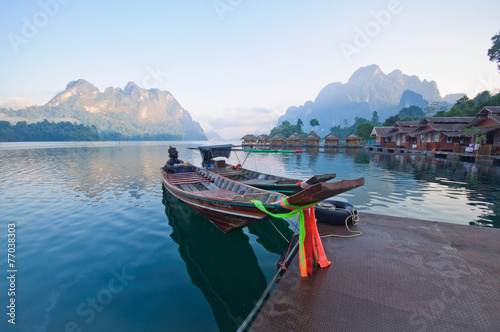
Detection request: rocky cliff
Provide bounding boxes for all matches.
[278,64,444,135]
[3,79,206,140]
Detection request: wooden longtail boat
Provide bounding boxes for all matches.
[196,145,336,194]
[161,163,364,233]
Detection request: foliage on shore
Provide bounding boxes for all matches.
[0,120,99,142]
[435,91,500,117]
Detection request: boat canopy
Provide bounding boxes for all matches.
[197,144,235,164]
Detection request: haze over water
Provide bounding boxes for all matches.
[0,141,498,331]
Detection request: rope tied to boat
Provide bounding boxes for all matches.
[252,198,331,277]
[296,180,313,189]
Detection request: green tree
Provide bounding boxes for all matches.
[383,115,400,126]
[310,118,320,131]
[370,111,380,125]
[356,123,374,140]
[398,105,425,120]
[488,30,500,72]
[446,95,476,116]
[424,101,448,116]
[269,119,305,138]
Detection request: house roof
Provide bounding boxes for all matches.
[392,121,420,134]
[305,133,322,140]
[287,133,304,141]
[428,124,469,132]
[394,121,421,127]
[323,132,340,140]
[413,119,471,134]
[241,134,257,140]
[475,106,500,117]
[466,115,500,128]
[443,126,499,137]
[473,126,500,136]
[270,133,286,140]
[346,133,362,140]
[257,134,270,140]
[421,117,475,125]
[371,127,393,137]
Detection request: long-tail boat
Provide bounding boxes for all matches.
[161,161,364,233]
[194,144,336,194]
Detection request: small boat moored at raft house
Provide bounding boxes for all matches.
[195,144,335,194]
[160,145,364,233]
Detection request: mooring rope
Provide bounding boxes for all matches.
[320,209,363,238]
[269,218,290,243]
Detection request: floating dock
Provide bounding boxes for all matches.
[365,146,500,166]
[250,213,500,331]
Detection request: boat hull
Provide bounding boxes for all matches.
[161,172,272,232]
[160,163,364,233]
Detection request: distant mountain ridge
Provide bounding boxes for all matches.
[1,79,207,140]
[278,64,459,135]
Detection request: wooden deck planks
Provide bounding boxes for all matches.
[167,172,213,185]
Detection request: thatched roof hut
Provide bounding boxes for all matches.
[323,133,340,145]
[270,133,286,145]
[305,133,322,146]
[345,133,362,146]
[241,134,258,145]
[257,134,270,145]
[287,133,304,146]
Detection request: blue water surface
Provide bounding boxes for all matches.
[0,141,498,332]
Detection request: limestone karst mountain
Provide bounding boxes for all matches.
[1,79,207,140]
[278,64,448,135]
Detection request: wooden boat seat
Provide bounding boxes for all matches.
[239,179,279,186]
[196,189,241,200]
[167,172,213,185]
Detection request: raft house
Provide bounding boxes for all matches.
[368,106,500,164]
[323,133,340,148]
[345,132,362,147]
[241,134,258,146]
[270,133,287,147]
[286,133,305,147]
[305,133,322,147]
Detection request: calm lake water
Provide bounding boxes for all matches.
[0,141,498,332]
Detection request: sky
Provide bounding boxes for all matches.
[1,0,499,139]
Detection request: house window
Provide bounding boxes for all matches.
[433,132,439,142]
[446,136,452,143]
[420,134,425,142]
[459,137,464,144]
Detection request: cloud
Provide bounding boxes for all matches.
[200,107,282,140]
[0,97,41,109]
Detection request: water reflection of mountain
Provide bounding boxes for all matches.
[162,188,268,332]
[4,143,201,205]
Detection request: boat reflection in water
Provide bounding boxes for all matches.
[162,187,275,331]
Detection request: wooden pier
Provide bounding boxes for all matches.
[365,146,500,165]
[250,213,500,331]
